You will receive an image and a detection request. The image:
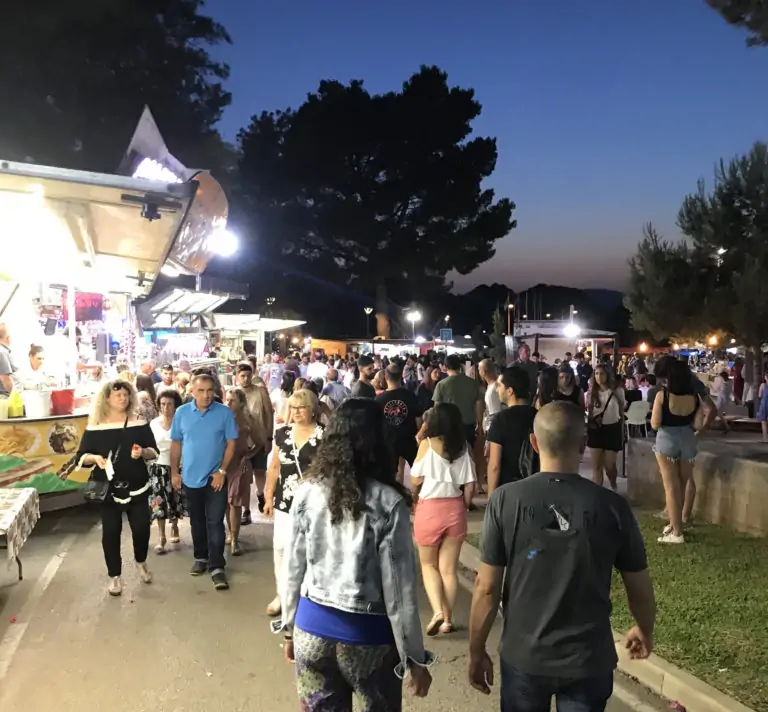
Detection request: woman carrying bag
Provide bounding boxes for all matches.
[67,380,158,596]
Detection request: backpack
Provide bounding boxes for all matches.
[518,432,540,479]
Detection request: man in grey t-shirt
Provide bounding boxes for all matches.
[0,323,19,396]
[468,401,656,709]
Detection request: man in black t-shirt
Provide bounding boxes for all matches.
[350,354,376,399]
[469,401,656,710]
[375,364,422,482]
[486,366,536,495]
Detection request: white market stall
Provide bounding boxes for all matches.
[0,158,231,507]
[206,314,307,362]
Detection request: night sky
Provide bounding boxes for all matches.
[206,0,768,293]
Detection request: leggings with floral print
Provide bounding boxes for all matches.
[294,627,402,712]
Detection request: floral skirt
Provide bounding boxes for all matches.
[148,463,187,521]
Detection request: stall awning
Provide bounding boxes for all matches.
[0,159,225,296]
[207,314,306,334]
[137,285,248,329]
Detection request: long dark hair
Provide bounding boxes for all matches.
[305,398,411,524]
[537,367,559,407]
[280,371,296,395]
[667,360,694,396]
[135,374,157,403]
[424,403,466,462]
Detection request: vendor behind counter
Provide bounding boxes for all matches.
[0,323,21,396]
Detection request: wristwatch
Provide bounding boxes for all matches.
[217,468,226,476]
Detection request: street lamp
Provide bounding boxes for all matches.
[406,310,421,340]
[444,314,450,324]
[364,307,373,337]
[564,323,581,338]
[545,313,551,319]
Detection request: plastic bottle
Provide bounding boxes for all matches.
[7,390,25,418]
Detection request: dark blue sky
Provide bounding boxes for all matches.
[206,0,767,293]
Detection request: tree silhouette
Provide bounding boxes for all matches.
[237,66,516,337]
[706,0,768,46]
[0,0,232,173]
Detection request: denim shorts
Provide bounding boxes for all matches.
[654,425,697,462]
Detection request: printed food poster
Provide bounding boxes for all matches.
[0,417,88,494]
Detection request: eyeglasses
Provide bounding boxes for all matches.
[289,405,311,411]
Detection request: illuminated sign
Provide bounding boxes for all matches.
[132,157,182,183]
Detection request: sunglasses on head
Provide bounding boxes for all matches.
[111,382,130,392]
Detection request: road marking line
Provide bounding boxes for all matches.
[0,533,77,682]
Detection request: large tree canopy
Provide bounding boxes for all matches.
[237,65,516,337]
[706,0,768,46]
[628,142,768,381]
[0,0,231,172]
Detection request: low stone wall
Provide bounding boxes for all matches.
[626,438,768,536]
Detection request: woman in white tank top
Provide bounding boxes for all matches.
[411,403,476,636]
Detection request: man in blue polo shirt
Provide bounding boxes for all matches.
[171,373,238,590]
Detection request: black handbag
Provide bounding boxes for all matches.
[83,416,129,503]
[588,392,614,431]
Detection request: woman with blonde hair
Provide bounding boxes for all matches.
[263,387,324,616]
[68,380,158,596]
[225,387,266,555]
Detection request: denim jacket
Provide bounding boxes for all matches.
[281,478,432,671]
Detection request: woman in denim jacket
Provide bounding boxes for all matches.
[281,398,434,710]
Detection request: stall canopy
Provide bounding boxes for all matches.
[137,279,248,330]
[207,314,306,334]
[0,159,200,296]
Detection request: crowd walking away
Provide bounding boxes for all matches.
[61,350,674,711]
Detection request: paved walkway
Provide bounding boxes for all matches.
[0,500,663,712]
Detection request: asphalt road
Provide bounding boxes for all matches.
[0,505,665,712]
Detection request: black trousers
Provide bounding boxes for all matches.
[100,496,151,577]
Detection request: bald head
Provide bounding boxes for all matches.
[327,368,339,383]
[532,401,586,461]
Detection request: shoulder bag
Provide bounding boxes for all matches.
[588,391,615,431]
[83,415,129,503]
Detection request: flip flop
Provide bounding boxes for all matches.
[426,612,444,637]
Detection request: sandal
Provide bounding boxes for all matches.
[439,622,454,635]
[425,612,444,637]
[225,532,232,545]
[169,524,180,544]
[154,538,167,554]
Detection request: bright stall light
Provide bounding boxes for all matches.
[563,323,581,338]
[160,265,179,278]
[132,157,182,183]
[639,342,648,352]
[727,347,738,354]
[292,337,299,344]
[716,247,727,256]
[464,334,471,339]
[673,343,680,350]
[414,336,426,344]
[708,335,718,346]
[210,228,238,257]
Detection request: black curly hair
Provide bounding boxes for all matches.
[304,398,411,524]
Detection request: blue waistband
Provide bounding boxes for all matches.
[295,597,394,646]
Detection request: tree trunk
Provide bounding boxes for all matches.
[375,281,390,339]
[747,344,762,403]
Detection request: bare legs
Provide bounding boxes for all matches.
[417,537,463,634]
[656,455,691,539]
[227,505,243,555]
[590,448,618,490]
[153,518,179,552]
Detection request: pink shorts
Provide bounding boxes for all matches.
[413,496,467,546]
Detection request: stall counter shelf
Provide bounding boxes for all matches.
[0,410,90,497]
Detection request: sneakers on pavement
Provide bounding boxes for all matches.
[211,570,229,590]
[108,576,123,596]
[190,560,208,576]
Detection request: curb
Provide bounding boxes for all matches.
[457,541,756,712]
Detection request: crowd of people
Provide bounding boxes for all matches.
[65,347,667,711]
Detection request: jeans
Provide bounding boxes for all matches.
[184,479,228,571]
[500,661,613,712]
[100,497,151,577]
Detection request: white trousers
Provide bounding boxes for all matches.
[273,509,292,597]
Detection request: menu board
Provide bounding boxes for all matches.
[61,291,104,322]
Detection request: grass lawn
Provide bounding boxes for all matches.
[465,511,768,710]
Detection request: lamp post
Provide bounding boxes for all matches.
[406,310,421,341]
[364,307,373,337]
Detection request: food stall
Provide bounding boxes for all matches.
[0,157,232,510]
[207,314,307,363]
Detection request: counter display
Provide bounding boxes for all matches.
[0,413,89,495]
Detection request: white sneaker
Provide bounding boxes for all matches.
[657,532,685,544]
[108,576,123,596]
[137,562,153,584]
